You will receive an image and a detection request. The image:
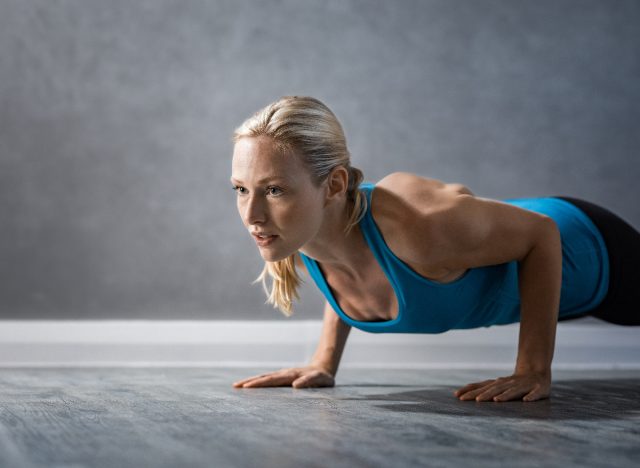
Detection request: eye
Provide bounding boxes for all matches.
[231,185,283,196]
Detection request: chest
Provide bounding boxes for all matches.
[320,251,467,323]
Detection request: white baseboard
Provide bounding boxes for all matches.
[0,319,638,370]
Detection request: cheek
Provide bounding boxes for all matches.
[276,202,310,225]
[289,203,321,229]
[279,206,304,225]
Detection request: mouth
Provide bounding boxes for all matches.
[252,233,279,246]
[252,232,277,239]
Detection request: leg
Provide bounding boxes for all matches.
[552,196,640,326]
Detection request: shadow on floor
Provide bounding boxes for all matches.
[338,378,640,421]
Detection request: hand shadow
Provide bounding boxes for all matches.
[337,378,640,421]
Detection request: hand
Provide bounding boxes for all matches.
[453,370,551,402]
[232,365,335,389]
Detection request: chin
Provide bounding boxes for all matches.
[259,247,293,263]
[262,253,289,263]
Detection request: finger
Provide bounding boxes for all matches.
[236,366,294,383]
[460,377,516,401]
[458,384,498,401]
[236,371,294,388]
[292,375,310,388]
[232,373,273,387]
[498,388,530,402]
[493,380,546,402]
[461,382,505,401]
[474,381,518,402]
[453,379,495,397]
[232,376,263,387]
[478,384,527,402]
[292,370,325,388]
[233,367,296,387]
[523,384,549,402]
[241,373,293,388]
[455,380,502,399]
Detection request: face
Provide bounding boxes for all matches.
[231,135,327,262]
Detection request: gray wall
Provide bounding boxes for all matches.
[1,0,638,320]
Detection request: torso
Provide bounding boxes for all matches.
[314,173,472,323]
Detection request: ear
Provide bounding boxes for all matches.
[324,165,349,202]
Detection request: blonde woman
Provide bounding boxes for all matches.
[230,96,639,402]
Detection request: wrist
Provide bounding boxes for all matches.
[514,364,551,377]
[309,360,336,376]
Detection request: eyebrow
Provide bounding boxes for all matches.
[230,176,288,184]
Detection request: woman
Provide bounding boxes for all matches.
[230,96,639,402]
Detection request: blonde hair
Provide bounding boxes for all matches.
[231,96,368,317]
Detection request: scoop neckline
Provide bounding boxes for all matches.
[305,181,473,326]
[308,183,403,327]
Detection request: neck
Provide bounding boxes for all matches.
[299,196,368,281]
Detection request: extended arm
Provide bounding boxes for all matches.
[232,300,351,389]
[515,219,562,376]
[310,300,352,377]
[397,192,563,402]
[455,219,562,402]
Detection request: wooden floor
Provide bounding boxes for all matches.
[0,367,639,468]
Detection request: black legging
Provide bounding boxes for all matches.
[551,196,640,325]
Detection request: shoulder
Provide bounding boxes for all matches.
[374,172,474,199]
[370,171,474,225]
[369,172,475,269]
[373,174,556,272]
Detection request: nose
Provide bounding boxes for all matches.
[242,193,267,226]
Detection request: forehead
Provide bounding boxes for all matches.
[231,136,302,182]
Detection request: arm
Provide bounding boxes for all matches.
[397,192,562,402]
[309,300,352,377]
[439,199,562,402]
[514,218,562,375]
[454,219,561,402]
[232,257,351,389]
[296,252,352,376]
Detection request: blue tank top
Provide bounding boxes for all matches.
[299,182,610,334]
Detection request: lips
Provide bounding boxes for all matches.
[253,232,278,247]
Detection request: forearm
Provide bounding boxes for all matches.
[515,219,563,374]
[310,301,352,377]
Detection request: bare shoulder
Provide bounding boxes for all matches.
[372,172,474,221]
[371,172,475,272]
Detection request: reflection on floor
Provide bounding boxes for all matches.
[0,367,638,468]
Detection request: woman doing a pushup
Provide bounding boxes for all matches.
[230,96,640,402]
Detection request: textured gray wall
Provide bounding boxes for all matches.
[1,0,638,320]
